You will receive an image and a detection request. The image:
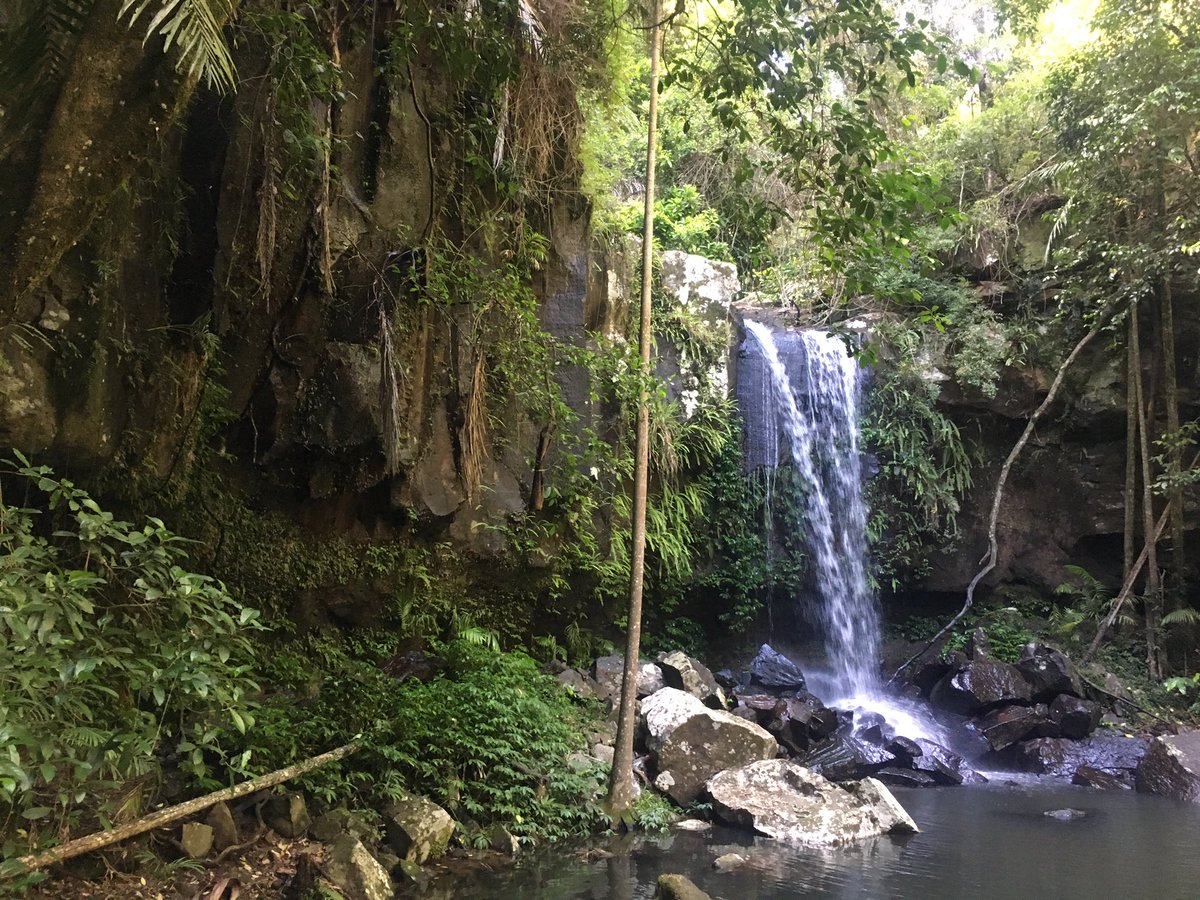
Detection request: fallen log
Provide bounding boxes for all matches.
[10,740,361,875]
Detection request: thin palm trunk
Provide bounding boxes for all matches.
[607,0,663,824]
[1123,313,1138,581]
[1133,307,1164,677]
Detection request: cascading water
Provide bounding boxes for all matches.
[743,321,879,699]
[741,321,943,741]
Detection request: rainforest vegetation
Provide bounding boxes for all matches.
[0,0,1198,894]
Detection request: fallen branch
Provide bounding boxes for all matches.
[890,311,1115,683]
[11,740,361,875]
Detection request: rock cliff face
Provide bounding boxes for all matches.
[0,12,743,589]
[918,298,1200,596]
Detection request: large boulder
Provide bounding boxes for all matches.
[801,725,896,781]
[1136,731,1200,803]
[325,835,395,900]
[1016,647,1084,701]
[707,760,918,845]
[910,738,988,786]
[656,707,778,805]
[659,651,727,708]
[381,794,454,864]
[593,654,664,700]
[1047,694,1103,740]
[930,660,1032,714]
[1013,734,1147,779]
[641,688,708,753]
[748,644,807,693]
[973,704,1050,752]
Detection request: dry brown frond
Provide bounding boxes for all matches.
[460,350,489,500]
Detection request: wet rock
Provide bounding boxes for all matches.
[1016,647,1084,701]
[326,834,395,900]
[675,819,712,831]
[911,738,988,786]
[656,706,778,805]
[1048,694,1103,740]
[875,767,939,788]
[748,644,807,692]
[1043,808,1087,821]
[1136,731,1200,803]
[885,736,923,762]
[655,873,712,900]
[382,794,454,863]
[910,658,955,698]
[642,688,707,753]
[707,760,918,845]
[966,627,992,661]
[1072,765,1130,790]
[712,852,748,871]
[801,720,897,781]
[930,660,1032,714]
[1013,734,1147,779]
[659,651,727,708]
[205,801,239,851]
[181,822,213,859]
[974,704,1050,751]
[265,792,311,838]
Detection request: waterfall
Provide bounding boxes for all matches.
[742,321,881,702]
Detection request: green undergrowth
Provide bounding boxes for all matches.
[235,634,609,844]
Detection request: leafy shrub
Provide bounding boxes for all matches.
[0,454,262,843]
[239,638,607,843]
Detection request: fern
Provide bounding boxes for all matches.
[119,0,237,91]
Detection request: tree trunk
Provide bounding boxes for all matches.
[1134,306,1165,678]
[1124,313,1138,581]
[607,0,663,825]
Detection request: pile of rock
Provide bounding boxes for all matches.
[908,640,1147,787]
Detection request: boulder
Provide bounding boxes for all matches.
[801,724,896,781]
[592,654,624,699]
[712,852,747,871]
[181,822,213,859]
[707,760,918,845]
[641,688,707,753]
[1016,647,1084,701]
[382,794,454,864]
[205,801,239,851]
[659,651,727,708]
[1136,731,1200,803]
[325,834,395,900]
[595,656,668,700]
[911,739,987,786]
[311,808,378,845]
[556,667,603,700]
[973,704,1050,751]
[656,707,778,805]
[265,792,311,838]
[748,644,807,692]
[1048,694,1103,740]
[655,874,712,900]
[1072,765,1130,790]
[930,660,1032,714]
[1013,734,1147,779]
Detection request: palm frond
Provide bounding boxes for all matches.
[119,0,236,92]
[1163,607,1200,627]
[0,0,96,153]
[1043,196,1073,266]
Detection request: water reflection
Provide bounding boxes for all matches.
[419,782,1200,899]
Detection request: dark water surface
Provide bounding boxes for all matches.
[428,780,1200,899]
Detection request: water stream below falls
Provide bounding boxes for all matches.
[428,781,1200,899]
